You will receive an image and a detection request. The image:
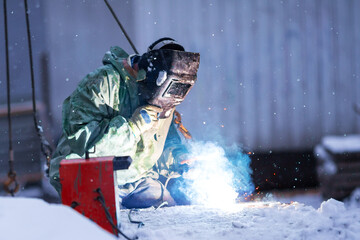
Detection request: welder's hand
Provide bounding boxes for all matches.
[170,154,192,175]
[129,105,163,138]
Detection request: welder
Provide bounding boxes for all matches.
[49,38,200,208]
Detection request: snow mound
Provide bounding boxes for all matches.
[318,198,346,216]
[120,201,360,240]
[2,197,360,240]
[0,197,116,240]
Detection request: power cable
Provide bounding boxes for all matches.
[95,188,137,239]
[3,0,19,196]
[104,0,138,54]
[24,0,53,174]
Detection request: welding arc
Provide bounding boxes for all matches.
[104,0,139,54]
[24,0,53,172]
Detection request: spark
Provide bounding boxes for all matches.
[178,142,254,210]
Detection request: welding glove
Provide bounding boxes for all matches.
[128,105,163,139]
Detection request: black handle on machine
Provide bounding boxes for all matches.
[113,156,133,171]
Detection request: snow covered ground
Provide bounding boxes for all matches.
[1,189,360,240]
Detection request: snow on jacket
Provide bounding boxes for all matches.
[49,46,187,195]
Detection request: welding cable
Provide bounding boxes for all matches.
[104,0,138,54]
[154,201,168,210]
[128,209,144,228]
[23,0,53,173]
[94,188,135,240]
[3,0,20,197]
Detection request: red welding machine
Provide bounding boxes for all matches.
[60,156,132,235]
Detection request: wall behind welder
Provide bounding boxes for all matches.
[132,0,360,152]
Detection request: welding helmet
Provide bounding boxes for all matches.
[138,38,200,118]
[147,37,185,52]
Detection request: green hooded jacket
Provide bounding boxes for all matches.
[49,46,188,195]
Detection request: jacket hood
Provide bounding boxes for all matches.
[102,46,146,81]
[102,46,129,72]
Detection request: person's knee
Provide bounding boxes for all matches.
[166,177,192,206]
[121,178,175,208]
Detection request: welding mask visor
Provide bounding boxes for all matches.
[138,49,200,118]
